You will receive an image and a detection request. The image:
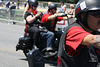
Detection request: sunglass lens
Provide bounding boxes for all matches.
[89,11,100,18]
[32,5,37,7]
[34,6,37,7]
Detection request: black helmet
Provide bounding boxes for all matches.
[75,0,100,30]
[48,3,57,10]
[75,0,100,17]
[28,0,38,6]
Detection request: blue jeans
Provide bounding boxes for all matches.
[58,9,64,13]
[40,31,54,48]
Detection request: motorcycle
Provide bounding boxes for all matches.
[16,23,62,67]
[16,21,62,57]
[16,13,68,67]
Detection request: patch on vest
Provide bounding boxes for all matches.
[58,56,61,66]
[96,49,100,55]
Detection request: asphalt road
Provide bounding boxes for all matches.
[0,22,57,67]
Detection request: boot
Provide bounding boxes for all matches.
[32,45,37,49]
[44,47,57,58]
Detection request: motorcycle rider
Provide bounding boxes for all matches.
[24,0,42,48]
[41,3,70,57]
[58,0,100,67]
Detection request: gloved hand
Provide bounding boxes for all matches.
[54,13,68,17]
[40,12,43,16]
[61,13,68,17]
[36,12,43,20]
[39,12,43,18]
[39,26,48,33]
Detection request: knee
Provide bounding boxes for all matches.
[48,32,54,37]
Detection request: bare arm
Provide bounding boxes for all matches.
[93,35,100,48]
[47,13,62,20]
[67,9,74,15]
[63,17,69,20]
[63,7,66,13]
[26,13,41,23]
[63,15,73,20]
[47,14,57,20]
[81,35,100,49]
[48,13,69,20]
[8,5,12,11]
[26,15,37,23]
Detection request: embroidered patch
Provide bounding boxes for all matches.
[80,1,86,10]
[58,56,61,66]
[96,49,100,55]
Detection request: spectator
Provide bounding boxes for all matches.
[0,1,3,7]
[5,0,10,18]
[58,1,66,13]
[8,1,16,24]
[58,0,100,67]
[67,4,75,18]
[24,0,29,15]
[48,1,52,6]
[24,0,28,9]
[41,3,71,57]
[5,0,10,9]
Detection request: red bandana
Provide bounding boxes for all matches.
[29,8,38,15]
[48,12,51,15]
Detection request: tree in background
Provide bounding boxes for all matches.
[39,0,79,4]
[66,0,79,3]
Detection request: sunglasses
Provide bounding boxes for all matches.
[32,5,38,7]
[88,11,100,18]
[53,8,57,10]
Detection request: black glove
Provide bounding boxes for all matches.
[39,26,48,33]
[40,12,43,16]
[36,12,43,20]
[34,20,43,24]
[61,13,68,17]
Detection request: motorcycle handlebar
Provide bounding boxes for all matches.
[61,13,68,17]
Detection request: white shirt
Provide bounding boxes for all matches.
[61,5,66,11]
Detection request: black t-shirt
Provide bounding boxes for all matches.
[24,11,33,20]
[24,11,35,26]
[10,4,16,10]
[24,10,41,27]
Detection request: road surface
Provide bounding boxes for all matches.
[0,22,57,67]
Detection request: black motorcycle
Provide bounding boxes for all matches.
[16,23,61,57]
[16,23,62,67]
[16,13,68,67]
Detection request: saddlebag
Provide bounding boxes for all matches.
[27,48,44,67]
[16,35,31,51]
